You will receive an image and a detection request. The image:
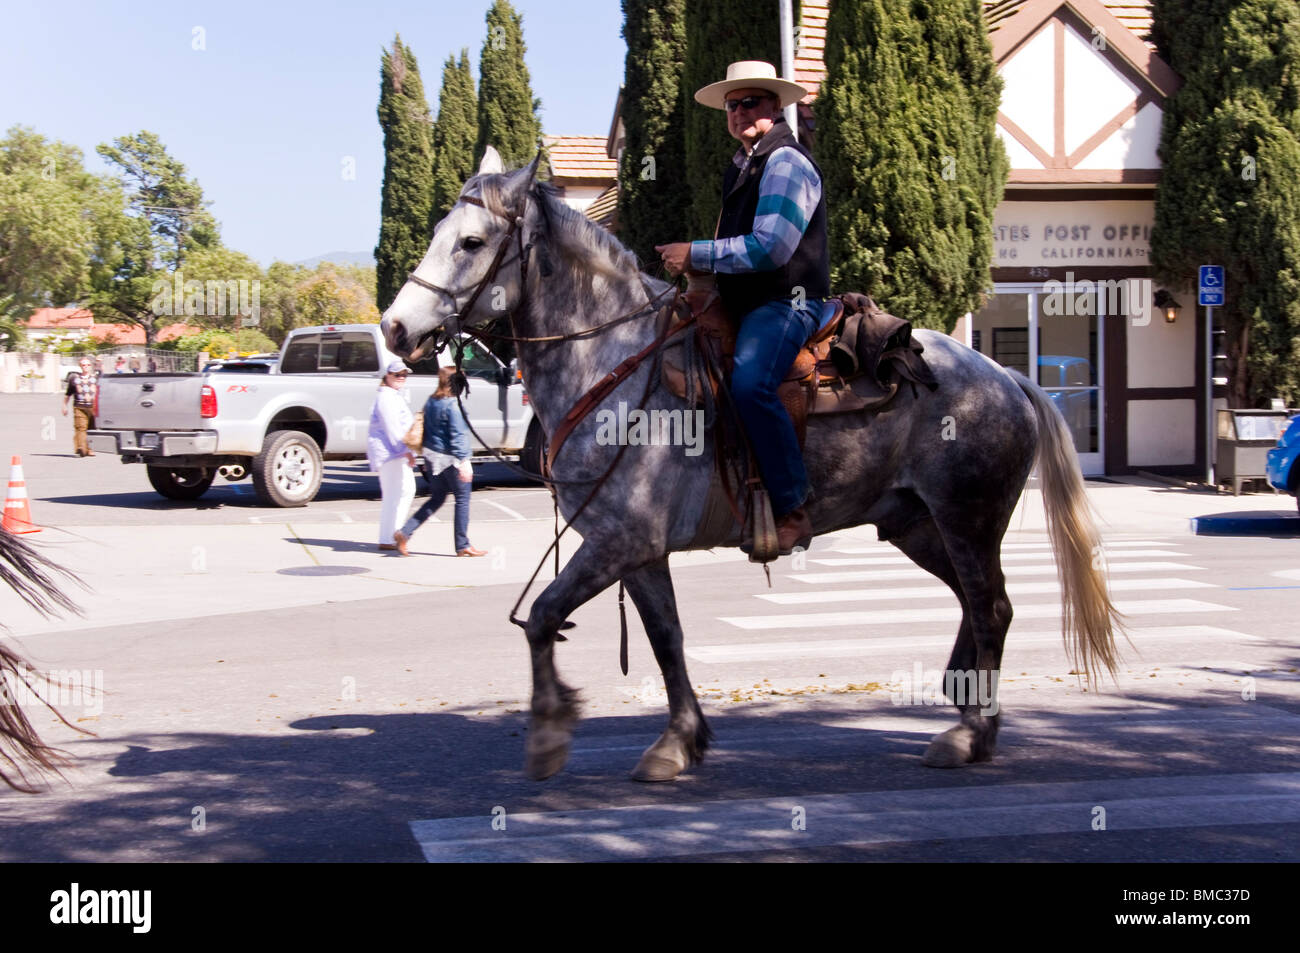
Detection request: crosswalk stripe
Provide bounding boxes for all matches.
[719,598,1233,631]
[791,561,1204,584]
[685,624,1256,662]
[758,577,1213,605]
[408,771,1300,862]
[811,549,1183,567]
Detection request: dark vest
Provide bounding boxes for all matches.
[716,118,830,321]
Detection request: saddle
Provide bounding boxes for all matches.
[661,277,938,447]
[656,276,937,561]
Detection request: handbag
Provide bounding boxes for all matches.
[402,411,424,451]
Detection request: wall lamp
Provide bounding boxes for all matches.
[1153,289,1182,324]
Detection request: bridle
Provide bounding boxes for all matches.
[404,193,530,359]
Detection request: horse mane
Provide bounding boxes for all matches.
[473,172,642,283]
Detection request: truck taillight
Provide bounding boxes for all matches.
[521,391,530,406]
[200,385,218,418]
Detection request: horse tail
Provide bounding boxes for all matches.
[1012,375,1125,685]
[0,529,88,792]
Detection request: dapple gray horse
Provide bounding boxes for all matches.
[382,149,1122,782]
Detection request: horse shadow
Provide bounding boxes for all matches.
[3,675,1296,861]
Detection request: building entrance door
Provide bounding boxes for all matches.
[969,284,1104,474]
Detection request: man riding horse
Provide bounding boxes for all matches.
[656,60,826,556]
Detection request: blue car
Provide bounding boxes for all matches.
[1266,414,1300,511]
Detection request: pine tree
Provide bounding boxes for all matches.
[375,35,435,312]
[476,0,542,168]
[1150,0,1300,407]
[430,50,479,226]
[816,0,1007,331]
[617,0,690,267]
[681,1,782,238]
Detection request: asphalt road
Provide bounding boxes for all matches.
[1,394,1298,863]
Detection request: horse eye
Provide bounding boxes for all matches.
[460,237,485,252]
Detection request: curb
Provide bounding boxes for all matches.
[1190,512,1300,537]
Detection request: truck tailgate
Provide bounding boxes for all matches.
[96,374,208,431]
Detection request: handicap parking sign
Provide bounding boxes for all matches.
[1199,265,1224,306]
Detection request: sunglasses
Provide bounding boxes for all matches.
[725,94,774,112]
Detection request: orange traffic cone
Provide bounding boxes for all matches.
[3,456,40,534]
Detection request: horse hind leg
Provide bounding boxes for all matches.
[620,558,712,782]
[887,511,1007,767]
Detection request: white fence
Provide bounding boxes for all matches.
[0,347,199,394]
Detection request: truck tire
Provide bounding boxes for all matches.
[252,429,323,507]
[521,418,547,478]
[147,466,215,501]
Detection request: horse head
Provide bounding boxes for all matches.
[382,145,541,362]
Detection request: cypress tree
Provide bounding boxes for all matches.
[681,1,782,238]
[1150,0,1300,407]
[617,0,690,267]
[816,0,1007,331]
[375,34,435,312]
[430,50,479,226]
[476,0,542,168]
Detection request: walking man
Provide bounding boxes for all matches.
[61,357,99,457]
[656,60,828,554]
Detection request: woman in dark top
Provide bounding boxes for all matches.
[394,367,487,557]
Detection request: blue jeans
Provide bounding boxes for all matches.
[731,298,821,517]
[402,464,472,552]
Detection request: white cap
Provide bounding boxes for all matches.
[386,359,410,374]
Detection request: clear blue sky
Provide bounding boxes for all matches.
[2,0,627,266]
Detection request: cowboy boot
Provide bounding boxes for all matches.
[775,506,813,555]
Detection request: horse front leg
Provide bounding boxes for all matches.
[523,538,643,780]
[621,557,712,782]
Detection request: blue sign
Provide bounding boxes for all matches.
[1199,265,1225,306]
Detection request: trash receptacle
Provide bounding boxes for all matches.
[1217,409,1291,495]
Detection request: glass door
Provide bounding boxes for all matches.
[970,284,1104,474]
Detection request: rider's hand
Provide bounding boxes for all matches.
[655,242,692,278]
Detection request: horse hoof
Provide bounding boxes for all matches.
[630,739,689,782]
[922,725,977,768]
[524,724,573,781]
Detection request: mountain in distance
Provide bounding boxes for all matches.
[294,250,376,269]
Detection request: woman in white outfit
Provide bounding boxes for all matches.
[367,359,416,551]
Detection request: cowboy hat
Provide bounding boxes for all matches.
[694,60,808,110]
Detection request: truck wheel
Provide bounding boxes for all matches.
[521,418,547,478]
[252,429,322,507]
[147,466,215,501]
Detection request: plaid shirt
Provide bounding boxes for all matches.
[689,145,823,275]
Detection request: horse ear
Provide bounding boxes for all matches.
[477,146,504,176]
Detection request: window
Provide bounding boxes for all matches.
[992,328,1029,376]
[280,338,318,374]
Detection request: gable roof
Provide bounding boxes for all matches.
[987,0,1177,98]
[542,135,619,182]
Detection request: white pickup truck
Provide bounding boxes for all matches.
[88,324,543,506]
